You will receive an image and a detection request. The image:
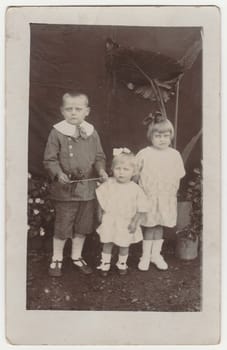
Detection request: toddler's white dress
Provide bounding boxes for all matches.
[136,146,185,227]
[96,178,148,247]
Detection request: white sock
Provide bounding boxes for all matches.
[71,235,86,260]
[52,237,66,262]
[116,254,128,269]
[101,252,112,263]
[97,252,112,271]
[118,254,128,264]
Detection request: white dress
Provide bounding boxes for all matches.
[136,146,185,227]
[96,178,148,247]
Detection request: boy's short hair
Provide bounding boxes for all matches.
[147,118,175,141]
[62,90,89,106]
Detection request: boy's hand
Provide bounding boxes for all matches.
[58,172,70,184]
[99,169,108,182]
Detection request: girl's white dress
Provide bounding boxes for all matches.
[136,146,185,227]
[96,178,148,247]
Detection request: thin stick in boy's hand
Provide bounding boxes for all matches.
[69,177,103,184]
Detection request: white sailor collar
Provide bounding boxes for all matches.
[53,120,94,138]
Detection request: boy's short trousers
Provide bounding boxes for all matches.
[53,200,95,240]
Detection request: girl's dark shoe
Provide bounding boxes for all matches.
[116,262,128,276]
[97,261,111,277]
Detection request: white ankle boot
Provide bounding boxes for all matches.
[150,239,168,270]
[138,240,153,271]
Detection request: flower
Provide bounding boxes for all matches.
[27,174,55,240]
[40,227,45,236]
[33,209,40,215]
[127,82,134,90]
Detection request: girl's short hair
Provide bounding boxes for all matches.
[147,118,175,141]
[112,152,137,172]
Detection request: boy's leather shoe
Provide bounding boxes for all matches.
[72,258,93,275]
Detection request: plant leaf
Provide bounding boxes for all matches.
[181,129,202,165]
[178,37,202,70]
[106,38,184,86]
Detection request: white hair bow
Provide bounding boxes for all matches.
[113,147,131,156]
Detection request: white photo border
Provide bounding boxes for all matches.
[5,5,220,345]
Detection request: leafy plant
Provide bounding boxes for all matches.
[27,173,55,239]
[105,36,202,142]
[177,167,202,241]
[106,38,184,118]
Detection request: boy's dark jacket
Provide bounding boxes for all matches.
[43,125,106,201]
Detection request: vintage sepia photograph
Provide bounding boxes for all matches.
[27,23,202,312]
[6,6,220,345]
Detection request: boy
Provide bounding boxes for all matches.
[43,91,108,277]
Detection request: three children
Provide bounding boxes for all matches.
[43,91,185,277]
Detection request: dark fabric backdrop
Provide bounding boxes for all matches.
[28,24,202,176]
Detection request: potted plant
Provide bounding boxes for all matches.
[176,128,202,228]
[176,166,202,260]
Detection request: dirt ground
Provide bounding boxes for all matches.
[27,232,201,311]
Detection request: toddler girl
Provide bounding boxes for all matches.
[136,114,185,271]
[96,148,148,276]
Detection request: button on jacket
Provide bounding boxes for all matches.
[43,127,106,201]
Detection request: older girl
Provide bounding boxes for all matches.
[136,114,185,271]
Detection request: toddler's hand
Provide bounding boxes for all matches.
[128,221,137,234]
[58,172,70,184]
